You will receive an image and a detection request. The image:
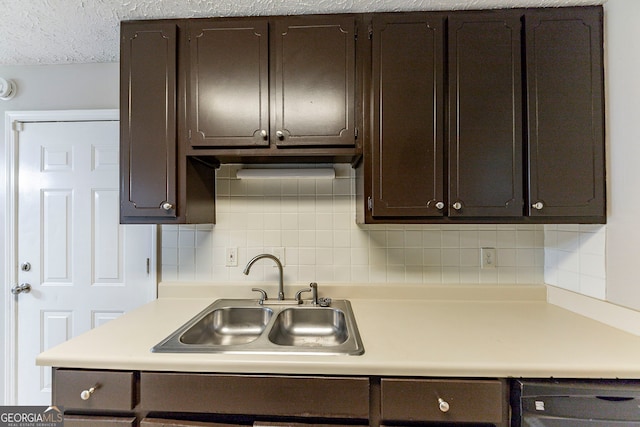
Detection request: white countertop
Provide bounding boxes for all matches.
[36,283,640,378]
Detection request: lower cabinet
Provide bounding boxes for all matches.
[64,415,137,427]
[380,378,508,426]
[139,372,369,420]
[140,420,246,427]
[141,419,354,427]
[52,368,509,427]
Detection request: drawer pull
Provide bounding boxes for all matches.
[80,384,100,401]
[438,397,450,413]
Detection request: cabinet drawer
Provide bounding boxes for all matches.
[380,378,505,423]
[53,369,136,411]
[64,415,136,427]
[141,419,240,427]
[140,373,369,419]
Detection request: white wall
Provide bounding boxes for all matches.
[0,62,119,403]
[602,0,640,311]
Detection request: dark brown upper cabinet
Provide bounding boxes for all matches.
[448,11,523,218]
[272,16,356,147]
[368,13,445,219]
[188,20,270,148]
[120,8,604,225]
[360,6,605,224]
[120,21,179,222]
[365,11,524,222]
[525,7,605,221]
[120,21,216,224]
[186,16,358,154]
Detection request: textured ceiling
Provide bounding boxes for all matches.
[1,0,605,65]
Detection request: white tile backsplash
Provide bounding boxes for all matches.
[161,165,547,285]
[544,224,607,299]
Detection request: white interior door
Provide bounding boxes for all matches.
[13,120,156,405]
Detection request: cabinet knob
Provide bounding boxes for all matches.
[276,130,285,140]
[532,201,544,210]
[260,129,268,140]
[161,202,174,211]
[435,201,445,210]
[452,202,462,210]
[438,398,450,413]
[80,385,99,401]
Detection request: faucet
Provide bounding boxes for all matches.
[243,254,285,300]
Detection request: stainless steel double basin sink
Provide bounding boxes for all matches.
[152,299,364,355]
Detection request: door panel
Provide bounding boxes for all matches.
[188,20,270,147]
[94,189,122,283]
[273,16,356,147]
[448,12,523,217]
[525,7,605,219]
[15,120,155,404]
[371,14,445,218]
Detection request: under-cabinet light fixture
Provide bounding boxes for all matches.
[236,168,335,180]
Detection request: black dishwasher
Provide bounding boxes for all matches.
[511,379,640,426]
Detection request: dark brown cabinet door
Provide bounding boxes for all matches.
[140,373,370,419]
[380,378,507,425]
[120,22,178,221]
[370,14,445,218]
[141,419,241,427]
[188,20,270,148]
[525,7,605,220]
[448,12,524,217]
[273,16,356,147]
[64,416,136,427]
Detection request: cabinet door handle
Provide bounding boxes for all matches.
[438,398,450,413]
[161,202,174,211]
[532,201,544,210]
[260,129,268,140]
[80,384,100,400]
[435,201,445,210]
[276,130,285,140]
[452,201,462,210]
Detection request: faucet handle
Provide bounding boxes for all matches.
[318,297,332,307]
[294,287,312,303]
[252,288,268,304]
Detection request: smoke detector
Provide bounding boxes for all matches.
[0,77,17,100]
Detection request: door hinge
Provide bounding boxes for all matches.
[12,121,23,132]
[368,24,373,40]
[146,258,150,275]
[355,127,359,139]
[367,196,373,211]
[188,129,192,140]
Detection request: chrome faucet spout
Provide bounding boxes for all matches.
[243,253,285,300]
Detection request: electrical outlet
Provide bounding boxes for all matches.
[272,247,286,267]
[225,247,238,267]
[481,247,496,269]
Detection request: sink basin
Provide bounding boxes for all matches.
[268,307,349,347]
[180,306,272,345]
[152,298,364,355]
